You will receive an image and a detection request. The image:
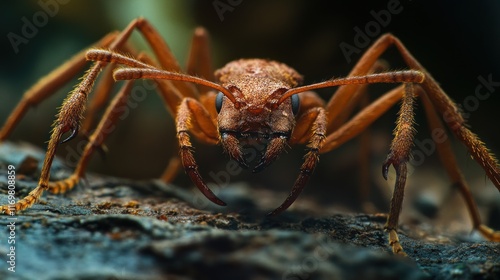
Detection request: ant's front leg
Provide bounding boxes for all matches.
[0,63,103,215]
[268,107,327,216]
[381,83,416,256]
[47,80,136,194]
[175,97,225,206]
[1,18,160,214]
[0,33,118,142]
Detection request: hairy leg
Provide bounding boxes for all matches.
[0,33,117,141]
[1,18,203,214]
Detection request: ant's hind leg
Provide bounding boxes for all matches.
[418,89,500,241]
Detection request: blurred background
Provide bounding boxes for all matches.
[1,1,499,226]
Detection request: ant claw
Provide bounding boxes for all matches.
[382,162,391,180]
[382,153,396,180]
[60,126,79,144]
[382,152,406,181]
[236,158,249,169]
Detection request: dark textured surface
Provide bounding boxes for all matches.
[0,141,499,280]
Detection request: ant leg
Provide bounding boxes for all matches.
[0,61,106,215]
[176,97,224,206]
[0,33,117,142]
[126,53,184,183]
[0,18,165,214]
[133,18,198,99]
[0,19,144,214]
[186,27,215,91]
[322,77,499,252]
[384,34,500,242]
[307,83,413,254]
[342,33,500,192]
[322,85,408,253]
[325,33,500,249]
[159,27,216,182]
[49,47,205,191]
[48,80,135,194]
[88,50,218,184]
[328,60,390,132]
[381,83,417,256]
[151,78,184,184]
[325,39,398,133]
[278,85,405,217]
[418,89,500,241]
[300,83,412,254]
[80,63,117,136]
[86,24,213,186]
[290,91,326,145]
[321,85,404,152]
[268,107,327,216]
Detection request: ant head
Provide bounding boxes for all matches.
[213,59,304,171]
[214,59,303,134]
[214,58,302,114]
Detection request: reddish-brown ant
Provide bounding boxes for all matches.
[1,18,499,255]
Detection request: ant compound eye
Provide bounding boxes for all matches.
[291,94,300,115]
[215,91,224,113]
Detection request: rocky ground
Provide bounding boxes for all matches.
[0,141,499,280]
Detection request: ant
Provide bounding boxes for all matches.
[1,18,499,255]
